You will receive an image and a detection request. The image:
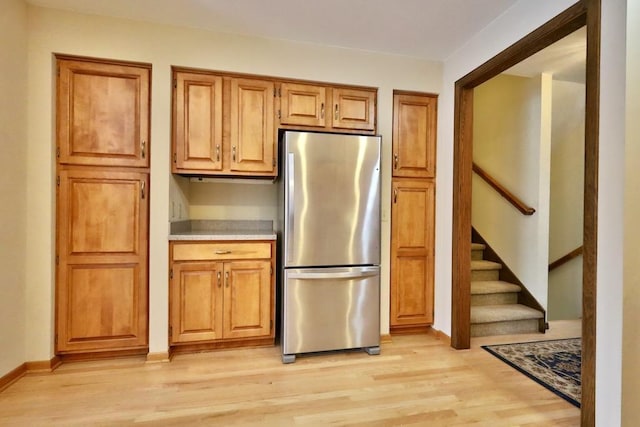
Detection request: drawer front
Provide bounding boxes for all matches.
[172,242,271,261]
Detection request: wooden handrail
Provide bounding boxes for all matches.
[548,246,583,272]
[472,163,536,216]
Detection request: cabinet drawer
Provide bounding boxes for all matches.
[172,242,271,261]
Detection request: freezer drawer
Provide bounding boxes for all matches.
[282,266,380,360]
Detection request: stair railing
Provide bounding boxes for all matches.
[548,246,583,272]
[472,162,536,216]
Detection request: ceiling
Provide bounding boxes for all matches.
[26,0,520,60]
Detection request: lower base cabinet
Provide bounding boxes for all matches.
[169,241,275,349]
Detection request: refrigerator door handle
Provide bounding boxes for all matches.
[288,269,379,280]
[287,152,295,263]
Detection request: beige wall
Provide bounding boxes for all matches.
[24,5,442,359]
[472,73,552,309]
[548,80,585,321]
[623,0,640,423]
[0,0,28,377]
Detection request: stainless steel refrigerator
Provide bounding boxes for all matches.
[278,130,381,363]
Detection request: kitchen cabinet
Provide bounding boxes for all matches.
[279,83,376,133]
[392,92,437,178]
[56,168,149,353]
[172,69,276,177]
[55,55,151,357]
[169,241,275,347]
[390,179,435,331]
[56,56,150,168]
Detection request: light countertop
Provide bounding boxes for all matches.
[168,219,276,241]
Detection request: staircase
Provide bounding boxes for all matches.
[471,243,544,337]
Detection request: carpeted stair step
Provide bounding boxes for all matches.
[471,304,544,337]
[471,280,521,306]
[471,243,486,260]
[471,260,502,281]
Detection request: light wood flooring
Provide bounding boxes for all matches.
[0,321,581,426]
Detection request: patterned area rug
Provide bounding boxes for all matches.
[482,338,581,407]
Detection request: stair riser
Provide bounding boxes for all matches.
[471,249,484,261]
[471,293,518,306]
[471,269,500,281]
[471,319,540,337]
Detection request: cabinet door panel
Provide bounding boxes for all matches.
[332,88,376,131]
[223,260,271,339]
[171,262,224,343]
[230,78,275,174]
[174,72,223,172]
[56,169,148,352]
[57,58,150,167]
[392,94,437,178]
[280,83,327,127]
[390,179,435,328]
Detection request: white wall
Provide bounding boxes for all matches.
[24,5,442,359]
[548,80,585,321]
[0,0,28,377]
[439,0,624,423]
[623,0,640,423]
[471,74,551,309]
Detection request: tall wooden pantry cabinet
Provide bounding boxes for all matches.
[55,55,150,356]
[390,91,437,332]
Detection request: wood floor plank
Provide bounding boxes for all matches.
[0,321,580,426]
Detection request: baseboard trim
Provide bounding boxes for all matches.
[146,352,170,363]
[380,334,392,344]
[25,356,62,373]
[0,363,27,392]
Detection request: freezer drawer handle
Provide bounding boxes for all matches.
[214,250,232,255]
[288,270,378,280]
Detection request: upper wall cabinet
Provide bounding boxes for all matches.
[392,92,437,178]
[57,57,150,168]
[279,83,376,134]
[172,69,277,177]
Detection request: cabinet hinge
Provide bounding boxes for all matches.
[278,88,281,97]
[272,158,276,167]
[170,268,173,279]
[54,334,58,345]
[169,325,173,337]
[56,146,60,158]
[273,88,277,97]
[55,255,59,265]
[270,266,273,275]
[56,176,60,187]
[173,153,177,163]
[173,79,177,89]
[277,110,281,119]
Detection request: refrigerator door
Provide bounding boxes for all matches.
[282,266,380,356]
[283,131,381,268]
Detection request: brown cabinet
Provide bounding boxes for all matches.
[169,241,275,347]
[55,55,151,356]
[390,179,435,330]
[56,168,149,353]
[392,92,437,178]
[172,69,276,177]
[56,57,150,168]
[279,83,376,133]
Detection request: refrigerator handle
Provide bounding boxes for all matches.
[287,152,295,263]
[288,269,379,280]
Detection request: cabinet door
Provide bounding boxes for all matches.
[173,72,223,172]
[390,179,435,328]
[332,88,376,131]
[392,93,437,178]
[170,262,224,343]
[223,260,272,339]
[280,83,327,127]
[229,78,276,174]
[56,169,148,352]
[56,57,150,168]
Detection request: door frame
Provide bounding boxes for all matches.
[451,1,599,425]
